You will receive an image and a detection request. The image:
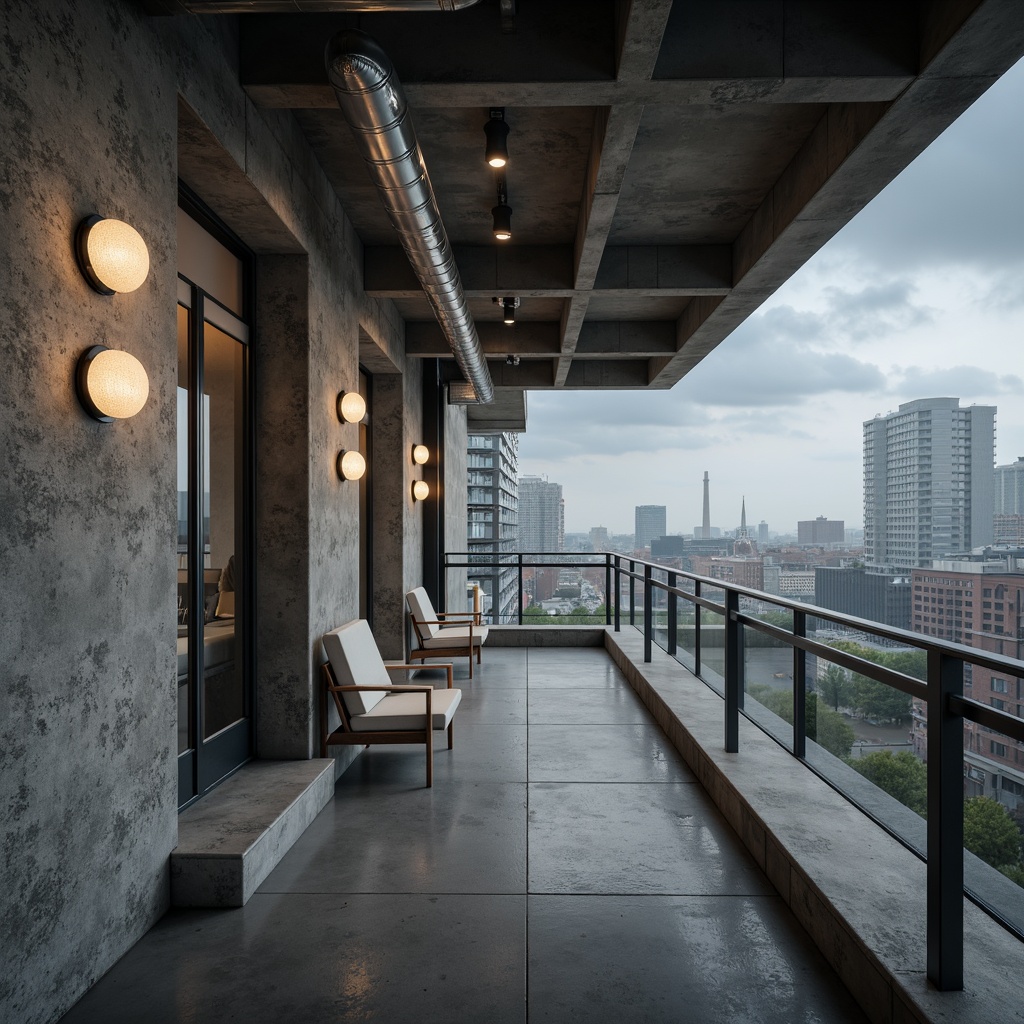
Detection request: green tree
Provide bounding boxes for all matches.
[964,797,1022,868]
[817,664,853,711]
[827,641,918,724]
[999,863,1024,888]
[847,750,927,815]
[747,685,854,758]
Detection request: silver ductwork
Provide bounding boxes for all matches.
[149,2,481,13]
[326,30,494,404]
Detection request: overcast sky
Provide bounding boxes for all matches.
[520,57,1024,538]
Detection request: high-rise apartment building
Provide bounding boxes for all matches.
[635,505,667,550]
[589,526,609,551]
[467,432,519,624]
[863,398,995,572]
[994,457,1024,545]
[518,475,564,553]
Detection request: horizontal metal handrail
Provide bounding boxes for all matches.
[446,546,1024,990]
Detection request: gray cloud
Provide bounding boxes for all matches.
[890,365,1024,398]
[829,58,1024,275]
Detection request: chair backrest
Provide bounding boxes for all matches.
[406,587,439,645]
[322,620,390,715]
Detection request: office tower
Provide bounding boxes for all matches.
[518,475,564,552]
[863,398,995,572]
[467,432,519,624]
[589,526,610,551]
[994,457,1024,544]
[814,566,911,630]
[757,521,769,545]
[797,516,845,546]
[635,505,667,550]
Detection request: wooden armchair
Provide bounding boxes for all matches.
[406,586,489,679]
[321,619,461,787]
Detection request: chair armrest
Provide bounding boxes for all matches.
[330,684,432,694]
[386,664,456,689]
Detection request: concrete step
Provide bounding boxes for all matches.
[171,759,335,908]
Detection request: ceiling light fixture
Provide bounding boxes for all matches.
[76,345,150,422]
[483,107,509,168]
[75,215,150,295]
[492,295,519,324]
[492,176,512,242]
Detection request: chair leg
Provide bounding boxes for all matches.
[468,650,473,679]
[448,720,454,750]
[426,731,433,788]
[476,646,482,665]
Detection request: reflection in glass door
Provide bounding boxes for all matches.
[176,197,253,808]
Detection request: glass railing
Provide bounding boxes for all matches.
[445,549,1024,989]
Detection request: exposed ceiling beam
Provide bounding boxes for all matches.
[554,0,673,386]
[366,245,731,297]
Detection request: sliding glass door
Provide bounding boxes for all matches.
[176,198,254,808]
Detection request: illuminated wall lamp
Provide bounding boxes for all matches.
[337,390,366,424]
[412,480,430,502]
[337,450,366,481]
[412,444,429,465]
[75,215,150,295]
[76,345,149,422]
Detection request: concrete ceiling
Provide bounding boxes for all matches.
[220,0,1023,394]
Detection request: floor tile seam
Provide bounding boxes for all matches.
[525,777,700,784]
[523,889,783,898]
[251,889,530,897]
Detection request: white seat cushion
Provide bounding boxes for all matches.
[419,624,489,649]
[322,620,392,715]
[349,687,462,733]
[406,587,439,641]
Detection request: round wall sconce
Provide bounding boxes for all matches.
[75,215,150,295]
[76,345,150,422]
[338,450,367,481]
[412,444,429,465]
[337,391,367,424]
[412,480,430,502]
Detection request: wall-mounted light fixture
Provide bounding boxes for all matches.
[75,215,150,295]
[76,345,149,422]
[483,108,509,169]
[412,480,430,502]
[337,449,367,481]
[337,390,367,424]
[412,444,430,465]
[492,176,512,241]
[493,295,519,325]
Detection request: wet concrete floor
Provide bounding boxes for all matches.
[61,646,867,1023]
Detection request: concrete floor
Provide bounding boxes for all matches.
[61,647,868,1023]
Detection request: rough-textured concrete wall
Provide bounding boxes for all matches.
[445,405,469,612]
[1,1,412,1021]
[0,3,178,1021]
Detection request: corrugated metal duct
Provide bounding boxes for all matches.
[326,30,494,403]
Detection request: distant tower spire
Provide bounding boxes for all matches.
[701,471,711,539]
[740,496,747,537]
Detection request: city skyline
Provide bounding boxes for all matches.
[519,56,1024,537]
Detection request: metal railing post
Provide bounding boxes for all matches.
[614,556,621,632]
[927,650,964,991]
[605,555,612,626]
[629,560,636,626]
[724,589,741,752]
[693,580,701,677]
[667,571,677,657]
[643,564,652,663]
[792,609,806,758]
[517,553,523,625]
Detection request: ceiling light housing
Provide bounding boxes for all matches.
[484,108,509,168]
